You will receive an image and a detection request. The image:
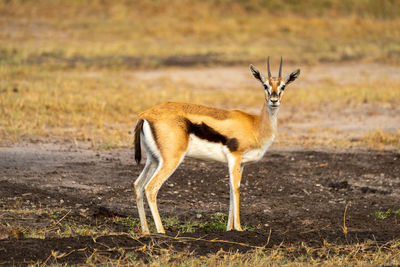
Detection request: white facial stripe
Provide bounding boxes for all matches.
[278,82,285,91]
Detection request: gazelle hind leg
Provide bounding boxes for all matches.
[134,154,158,234]
[145,154,185,233]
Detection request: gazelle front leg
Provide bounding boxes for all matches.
[227,153,243,231]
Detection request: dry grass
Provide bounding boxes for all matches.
[362,129,400,149]
[285,81,400,107]
[4,206,399,265]
[1,0,399,148]
[2,203,399,265]
[50,240,400,266]
[1,64,400,147]
[1,0,400,69]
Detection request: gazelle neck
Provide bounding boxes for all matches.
[260,101,279,129]
[254,101,279,145]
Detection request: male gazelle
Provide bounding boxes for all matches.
[134,57,300,234]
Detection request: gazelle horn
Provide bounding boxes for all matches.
[278,56,282,78]
[267,56,271,78]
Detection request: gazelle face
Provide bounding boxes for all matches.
[250,57,300,109]
[263,78,285,108]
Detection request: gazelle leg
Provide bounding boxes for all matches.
[227,180,234,230]
[145,155,184,234]
[227,154,243,231]
[134,154,158,234]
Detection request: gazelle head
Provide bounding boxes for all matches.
[250,57,300,108]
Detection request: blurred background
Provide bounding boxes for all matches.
[0,0,399,148]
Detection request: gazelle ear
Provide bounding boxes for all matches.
[250,64,265,84]
[284,69,300,85]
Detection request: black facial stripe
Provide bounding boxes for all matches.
[184,118,239,152]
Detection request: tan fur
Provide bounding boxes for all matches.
[138,102,274,157]
[267,77,283,97]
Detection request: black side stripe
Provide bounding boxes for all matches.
[184,118,239,152]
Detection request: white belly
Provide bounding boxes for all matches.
[186,135,229,163]
[242,135,275,163]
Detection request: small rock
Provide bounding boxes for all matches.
[302,189,310,195]
[361,187,377,194]
[328,181,349,190]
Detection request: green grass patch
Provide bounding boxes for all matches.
[371,209,400,220]
[111,213,256,233]
[202,212,228,231]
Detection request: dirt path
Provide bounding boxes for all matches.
[132,63,400,89]
[0,144,399,264]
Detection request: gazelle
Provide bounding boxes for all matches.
[134,57,300,234]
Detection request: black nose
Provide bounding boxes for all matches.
[270,92,279,103]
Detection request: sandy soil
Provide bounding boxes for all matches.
[132,63,400,89]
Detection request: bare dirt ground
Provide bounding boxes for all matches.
[132,63,400,89]
[0,143,399,264]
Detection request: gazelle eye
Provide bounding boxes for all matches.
[281,85,286,90]
[263,84,268,89]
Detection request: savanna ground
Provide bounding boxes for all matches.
[0,0,400,265]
